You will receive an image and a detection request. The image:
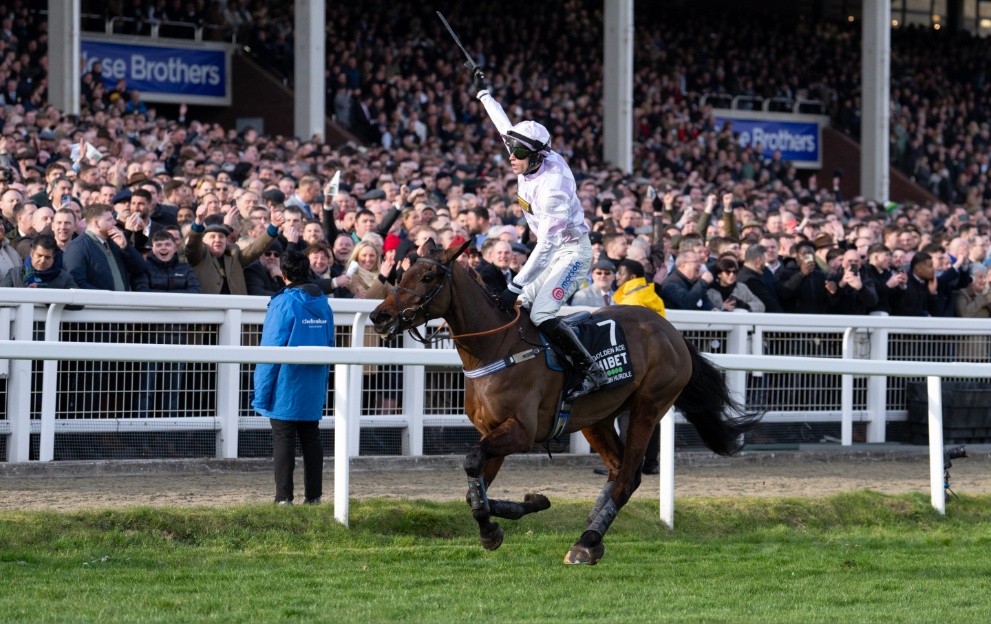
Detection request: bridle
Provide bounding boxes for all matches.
[384,256,455,344]
[383,254,523,344]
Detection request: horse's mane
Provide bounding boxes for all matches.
[454,258,514,315]
[464,264,485,288]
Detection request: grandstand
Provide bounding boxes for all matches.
[0,0,989,462]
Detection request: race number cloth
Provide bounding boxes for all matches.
[544,313,634,391]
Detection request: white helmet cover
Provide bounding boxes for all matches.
[501,120,551,154]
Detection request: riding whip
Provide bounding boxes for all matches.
[436,11,478,71]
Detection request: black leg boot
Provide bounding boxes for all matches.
[540,317,609,400]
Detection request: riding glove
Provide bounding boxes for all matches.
[498,287,519,311]
[471,66,487,95]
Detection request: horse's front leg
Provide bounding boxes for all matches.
[465,455,552,521]
[464,417,531,551]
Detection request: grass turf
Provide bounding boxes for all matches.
[2,492,991,623]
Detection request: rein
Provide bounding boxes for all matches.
[442,304,521,339]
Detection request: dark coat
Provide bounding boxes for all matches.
[935,267,971,317]
[825,269,879,315]
[775,260,829,315]
[660,269,715,310]
[132,254,201,293]
[891,274,938,317]
[737,265,782,312]
[150,204,180,229]
[244,260,287,297]
[0,265,77,289]
[478,263,515,297]
[63,231,146,290]
[13,232,35,259]
[863,263,899,314]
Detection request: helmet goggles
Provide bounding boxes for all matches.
[505,138,535,161]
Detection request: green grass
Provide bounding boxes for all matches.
[3,492,991,623]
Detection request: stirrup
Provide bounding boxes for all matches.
[565,367,608,401]
[565,377,601,401]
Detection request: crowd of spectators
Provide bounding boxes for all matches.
[220,0,991,214]
[1,86,989,325]
[0,2,983,330]
[21,0,991,213]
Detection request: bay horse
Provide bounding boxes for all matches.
[369,240,761,564]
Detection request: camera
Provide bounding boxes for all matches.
[849,261,859,273]
[0,167,15,183]
[944,444,967,468]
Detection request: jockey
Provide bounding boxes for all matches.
[471,67,608,400]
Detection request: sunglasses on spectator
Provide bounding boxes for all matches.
[264,251,281,258]
[723,269,738,274]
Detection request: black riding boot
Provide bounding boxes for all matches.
[540,317,609,400]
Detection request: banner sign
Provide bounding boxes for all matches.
[714,117,822,168]
[81,39,230,106]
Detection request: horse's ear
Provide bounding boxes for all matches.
[417,238,438,256]
[439,237,472,264]
[449,237,472,261]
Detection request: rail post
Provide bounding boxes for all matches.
[659,406,676,529]
[402,332,426,456]
[7,304,34,462]
[927,376,945,515]
[866,327,889,442]
[216,308,242,458]
[840,327,855,445]
[334,362,356,526]
[39,304,65,461]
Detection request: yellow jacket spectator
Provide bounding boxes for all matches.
[613,259,666,318]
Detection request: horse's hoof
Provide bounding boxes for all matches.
[524,492,551,511]
[563,541,605,565]
[480,524,504,551]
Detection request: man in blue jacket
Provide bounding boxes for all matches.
[252,249,335,505]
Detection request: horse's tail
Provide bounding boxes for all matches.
[673,337,763,456]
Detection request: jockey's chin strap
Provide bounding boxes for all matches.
[387,256,454,344]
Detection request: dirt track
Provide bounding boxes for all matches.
[1,451,989,511]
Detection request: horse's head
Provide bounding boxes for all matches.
[370,238,472,340]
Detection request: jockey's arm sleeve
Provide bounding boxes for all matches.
[478,91,513,144]
[511,191,571,288]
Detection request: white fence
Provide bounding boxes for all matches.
[0,310,980,523]
[0,290,989,466]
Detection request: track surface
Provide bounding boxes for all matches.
[2,451,988,510]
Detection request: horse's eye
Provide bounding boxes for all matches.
[422,273,434,283]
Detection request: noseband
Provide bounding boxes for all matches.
[385,256,453,344]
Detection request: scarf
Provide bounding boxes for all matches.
[348,265,381,296]
[711,281,736,301]
[23,252,63,284]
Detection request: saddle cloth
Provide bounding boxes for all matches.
[542,311,635,394]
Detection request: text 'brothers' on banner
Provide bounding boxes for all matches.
[81,38,231,106]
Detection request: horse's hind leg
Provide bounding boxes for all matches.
[463,418,531,551]
[565,397,675,565]
[579,418,631,525]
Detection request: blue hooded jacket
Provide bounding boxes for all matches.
[252,284,335,421]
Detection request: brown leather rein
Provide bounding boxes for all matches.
[440,303,522,339]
